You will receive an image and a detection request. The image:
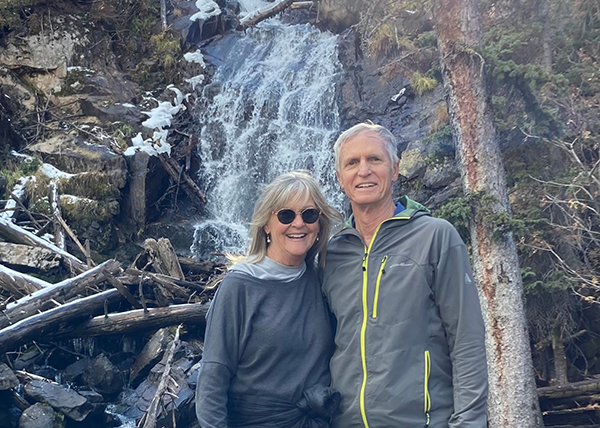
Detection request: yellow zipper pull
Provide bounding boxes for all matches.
[372,255,388,319]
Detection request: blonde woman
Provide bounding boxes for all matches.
[195,171,342,428]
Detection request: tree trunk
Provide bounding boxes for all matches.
[540,0,552,73]
[53,303,208,338]
[432,1,544,427]
[160,0,167,33]
[0,260,121,329]
[551,330,569,385]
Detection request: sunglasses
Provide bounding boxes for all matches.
[274,208,321,225]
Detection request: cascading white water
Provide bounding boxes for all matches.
[191,12,344,259]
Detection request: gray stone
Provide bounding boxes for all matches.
[129,328,173,388]
[0,243,61,272]
[62,359,89,384]
[423,158,460,189]
[18,403,64,428]
[398,148,427,181]
[0,364,18,390]
[23,381,92,422]
[27,134,126,177]
[82,354,123,395]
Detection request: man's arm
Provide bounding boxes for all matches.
[433,230,488,428]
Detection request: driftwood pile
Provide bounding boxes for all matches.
[0,206,224,428]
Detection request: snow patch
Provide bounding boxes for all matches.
[185,74,205,90]
[41,163,74,180]
[184,50,206,67]
[190,0,221,21]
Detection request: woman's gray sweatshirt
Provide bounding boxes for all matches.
[195,267,334,428]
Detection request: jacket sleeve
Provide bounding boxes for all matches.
[433,231,488,428]
[195,277,245,428]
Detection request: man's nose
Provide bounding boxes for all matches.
[358,159,371,176]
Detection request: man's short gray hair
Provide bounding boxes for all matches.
[333,122,399,173]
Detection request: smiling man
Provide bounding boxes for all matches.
[322,122,488,428]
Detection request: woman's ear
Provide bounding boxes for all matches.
[263,225,270,235]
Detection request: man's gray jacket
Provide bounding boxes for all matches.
[322,196,488,428]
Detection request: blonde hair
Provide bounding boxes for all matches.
[333,121,399,173]
[228,171,342,268]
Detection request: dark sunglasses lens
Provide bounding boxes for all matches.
[277,209,296,224]
[302,209,320,224]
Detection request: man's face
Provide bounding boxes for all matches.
[336,132,399,208]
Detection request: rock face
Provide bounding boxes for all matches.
[23,381,92,422]
[336,29,458,206]
[19,403,65,428]
[0,364,18,391]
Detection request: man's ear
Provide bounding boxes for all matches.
[392,161,400,182]
[336,170,344,191]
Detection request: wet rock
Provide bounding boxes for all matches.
[82,354,123,395]
[62,359,89,384]
[18,403,64,428]
[0,243,61,272]
[23,381,92,422]
[129,328,174,388]
[0,364,18,390]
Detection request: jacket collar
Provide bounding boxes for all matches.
[342,196,430,230]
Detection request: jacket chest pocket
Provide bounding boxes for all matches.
[369,256,431,329]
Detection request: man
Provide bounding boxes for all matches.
[322,122,488,427]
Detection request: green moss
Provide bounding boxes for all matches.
[60,196,114,224]
[410,72,437,96]
[58,172,118,200]
[415,31,437,48]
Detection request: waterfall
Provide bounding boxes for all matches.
[191,14,344,259]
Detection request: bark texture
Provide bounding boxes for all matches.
[432,0,544,426]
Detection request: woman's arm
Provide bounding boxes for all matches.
[195,277,245,428]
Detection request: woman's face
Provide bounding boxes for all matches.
[264,196,320,267]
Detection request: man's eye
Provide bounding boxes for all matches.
[346,160,358,166]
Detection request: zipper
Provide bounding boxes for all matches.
[359,216,410,428]
[372,255,388,319]
[424,350,431,427]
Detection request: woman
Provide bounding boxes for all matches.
[195,171,342,428]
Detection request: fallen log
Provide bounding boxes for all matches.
[139,325,181,428]
[53,303,208,338]
[122,269,208,293]
[0,263,50,297]
[237,0,296,30]
[538,376,600,400]
[0,217,87,273]
[0,288,123,352]
[178,257,221,275]
[0,260,121,329]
